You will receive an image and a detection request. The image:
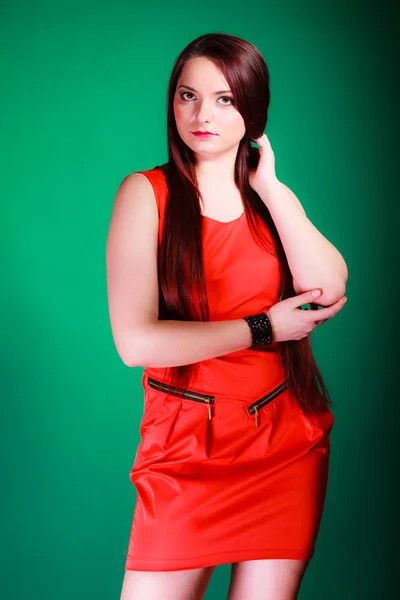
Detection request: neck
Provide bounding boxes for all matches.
[194,147,238,186]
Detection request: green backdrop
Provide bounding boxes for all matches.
[1,0,396,598]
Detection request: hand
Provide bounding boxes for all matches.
[267,289,347,342]
[248,133,279,195]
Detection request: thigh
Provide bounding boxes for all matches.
[227,559,310,600]
[120,566,215,600]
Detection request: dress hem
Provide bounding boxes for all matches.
[125,546,315,571]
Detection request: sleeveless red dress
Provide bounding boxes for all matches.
[124,165,334,571]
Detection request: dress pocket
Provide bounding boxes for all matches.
[138,383,171,442]
[132,386,183,475]
[147,376,215,419]
[246,380,288,427]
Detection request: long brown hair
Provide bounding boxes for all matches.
[157,32,333,416]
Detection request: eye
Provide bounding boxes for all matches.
[219,96,234,105]
[180,92,195,100]
[180,92,234,105]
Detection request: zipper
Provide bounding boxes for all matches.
[247,381,288,427]
[147,376,215,420]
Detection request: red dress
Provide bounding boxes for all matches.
[124,165,334,571]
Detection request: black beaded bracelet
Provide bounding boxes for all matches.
[243,312,274,348]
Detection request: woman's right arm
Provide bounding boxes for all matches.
[106,173,253,368]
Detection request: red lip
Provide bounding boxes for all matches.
[192,131,216,135]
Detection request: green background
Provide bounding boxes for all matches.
[1,0,396,598]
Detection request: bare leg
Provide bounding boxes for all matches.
[120,565,215,600]
[226,559,310,600]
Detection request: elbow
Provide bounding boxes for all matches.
[121,353,136,368]
[115,331,144,368]
[123,341,144,368]
[315,259,348,306]
[119,326,157,367]
[320,260,348,305]
[118,347,137,369]
[294,273,347,306]
[318,279,347,306]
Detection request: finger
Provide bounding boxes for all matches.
[252,133,268,145]
[314,319,328,326]
[293,289,323,308]
[310,297,347,322]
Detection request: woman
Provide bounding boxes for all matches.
[107,33,348,600]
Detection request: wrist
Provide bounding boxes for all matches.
[266,310,276,341]
[243,312,274,348]
[254,178,282,203]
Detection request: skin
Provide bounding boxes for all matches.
[174,56,247,222]
[120,56,313,600]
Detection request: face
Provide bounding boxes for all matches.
[173,56,246,157]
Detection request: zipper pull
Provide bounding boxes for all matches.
[254,406,259,427]
[206,398,212,420]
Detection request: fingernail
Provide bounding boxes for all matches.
[312,289,322,298]
[343,297,347,303]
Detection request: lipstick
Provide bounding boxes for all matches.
[192,132,217,138]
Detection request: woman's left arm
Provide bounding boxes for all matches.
[249,133,348,306]
[258,179,348,306]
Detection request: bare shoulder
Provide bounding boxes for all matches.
[115,171,156,201]
[110,171,159,222]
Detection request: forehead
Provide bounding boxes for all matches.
[178,57,230,91]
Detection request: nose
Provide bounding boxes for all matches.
[194,100,214,124]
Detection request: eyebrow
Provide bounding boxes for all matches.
[178,84,232,95]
